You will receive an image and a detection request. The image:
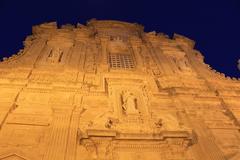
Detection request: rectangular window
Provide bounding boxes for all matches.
[109,54,135,69]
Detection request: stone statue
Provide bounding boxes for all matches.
[122,90,139,115]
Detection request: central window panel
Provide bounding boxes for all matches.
[109,54,135,70]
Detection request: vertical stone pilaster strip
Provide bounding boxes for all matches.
[43,109,72,160]
[65,110,80,160]
[198,121,226,160]
[174,97,226,160]
[98,37,109,71]
[187,117,226,160]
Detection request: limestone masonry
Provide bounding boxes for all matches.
[0,19,240,160]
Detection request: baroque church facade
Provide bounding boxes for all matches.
[0,20,240,160]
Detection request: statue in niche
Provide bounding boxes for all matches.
[121,90,139,115]
[47,47,63,63]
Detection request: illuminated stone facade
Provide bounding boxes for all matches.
[0,20,240,160]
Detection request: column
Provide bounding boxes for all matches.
[43,109,72,160]
[98,36,109,71]
[65,109,81,160]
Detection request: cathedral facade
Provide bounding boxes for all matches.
[0,20,240,160]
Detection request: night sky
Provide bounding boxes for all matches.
[0,0,239,78]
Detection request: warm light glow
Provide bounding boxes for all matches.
[0,20,239,160]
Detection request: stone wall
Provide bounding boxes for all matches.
[0,20,239,160]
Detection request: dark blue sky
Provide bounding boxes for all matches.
[0,0,239,77]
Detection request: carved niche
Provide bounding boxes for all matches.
[46,47,63,63]
[45,34,73,65]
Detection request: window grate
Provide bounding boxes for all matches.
[109,54,135,70]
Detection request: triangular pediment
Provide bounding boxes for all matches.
[0,153,26,160]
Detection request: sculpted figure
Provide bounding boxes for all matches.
[122,90,139,114]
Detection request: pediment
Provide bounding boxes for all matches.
[0,154,27,160]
